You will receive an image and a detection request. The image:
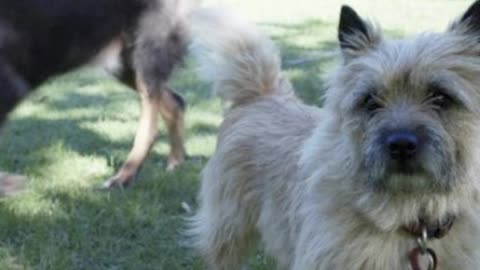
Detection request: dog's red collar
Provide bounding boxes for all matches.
[403,214,455,239]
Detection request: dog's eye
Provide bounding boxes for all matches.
[428,89,454,109]
[363,94,382,113]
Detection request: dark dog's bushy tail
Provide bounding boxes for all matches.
[188,8,294,107]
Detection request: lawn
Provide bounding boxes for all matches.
[0,0,472,269]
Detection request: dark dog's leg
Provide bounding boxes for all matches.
[0,61,29,196]
[103,72,162,188]
[102,35,186,187]
[130,11,188,173]
[103,11,187,187]
[158,86,185,170]
[103,81,185,187]
[0,61,29,124]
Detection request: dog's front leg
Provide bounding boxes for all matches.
[0,60,29,125]
[0,60,29,196]
[102,73,162,188]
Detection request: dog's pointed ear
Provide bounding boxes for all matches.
[449,0,480,34]
[338,5,381,60]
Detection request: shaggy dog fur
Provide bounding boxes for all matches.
[0,0,193,190]
[188,2,480,269]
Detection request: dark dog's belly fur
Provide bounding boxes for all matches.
[0,0,187,186]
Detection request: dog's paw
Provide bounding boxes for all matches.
[0,172,26,197]
[166,156,184,171]
[100,174,136,190]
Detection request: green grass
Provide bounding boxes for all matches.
[0,1,472,269]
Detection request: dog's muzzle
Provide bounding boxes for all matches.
[365,125,455,193]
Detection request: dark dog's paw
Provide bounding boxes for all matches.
[101,173,137,190]
[166,155,184,171]
[166,159,181,171]
[0,172,26,197]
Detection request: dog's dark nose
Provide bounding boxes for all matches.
[386,131,418,161]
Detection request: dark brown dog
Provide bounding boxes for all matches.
[0,0,190,189]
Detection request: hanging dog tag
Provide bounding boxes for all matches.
[408,247,437,270]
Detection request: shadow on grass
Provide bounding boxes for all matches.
[0,114,211,181]
[0,165,203,269]
[38,92,112,111]
[1,116,143,173]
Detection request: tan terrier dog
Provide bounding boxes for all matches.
[188,1,480,269]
